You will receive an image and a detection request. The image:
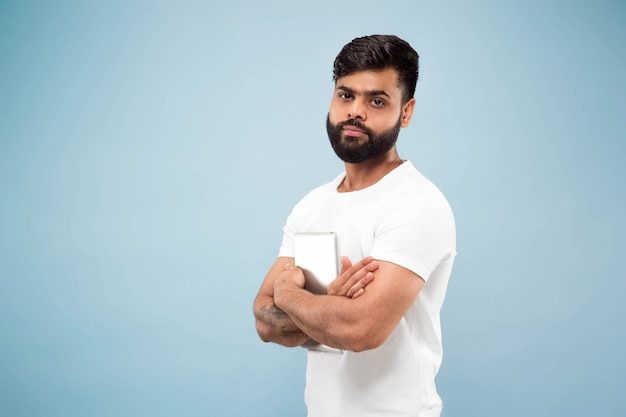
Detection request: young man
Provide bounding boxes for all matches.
[253,35,456,417]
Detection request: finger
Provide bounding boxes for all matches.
[351,288,365,299]
[331,257,360,295]
[346,272,375,297]
[337,257,370,285]
[330,256,378,297]
[341,259,378,292]
[340,256,353,275]
[345,256,378,277]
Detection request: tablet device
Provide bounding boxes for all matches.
[294,232,339,295]
[294,232,343,353]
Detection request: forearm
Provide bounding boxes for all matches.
[271,260,422,353]
[254,295,311,347]
[255,255,382,350]
[274,284,368,351]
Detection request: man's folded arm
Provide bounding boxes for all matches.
[273,260,424,352]
[254,257,311,347]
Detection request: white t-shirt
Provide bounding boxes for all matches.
[278,161,456,417]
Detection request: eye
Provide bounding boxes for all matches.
[370,98,385,107]
[339,92,353,101]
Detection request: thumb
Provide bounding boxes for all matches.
[340,256,352,274]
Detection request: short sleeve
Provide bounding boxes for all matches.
[370,191,456,281]
[278,212,297,258]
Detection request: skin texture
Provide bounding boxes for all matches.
[253,68,424,352]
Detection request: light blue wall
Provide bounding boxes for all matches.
[1,1,624,416]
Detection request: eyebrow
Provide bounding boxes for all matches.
[336,85,391,99]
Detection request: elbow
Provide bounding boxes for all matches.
[254,314,273,343]
[342,324,390,353]
[256,324,271,343]
[349,336,386,353]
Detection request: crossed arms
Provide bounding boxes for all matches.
[253,255,424,352]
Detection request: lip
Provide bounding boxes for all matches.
[342,125,366,137]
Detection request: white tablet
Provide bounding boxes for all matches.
[294,232,339,295]
[294,232,343,353]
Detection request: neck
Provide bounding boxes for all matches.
[338,147,404,192]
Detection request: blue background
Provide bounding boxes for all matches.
[1,1,624,416]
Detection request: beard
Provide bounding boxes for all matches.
[326,113,402,163]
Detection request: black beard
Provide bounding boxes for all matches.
[326,114,402,163]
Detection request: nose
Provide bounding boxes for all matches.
[347,99,366,121]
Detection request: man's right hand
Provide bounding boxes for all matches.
[327,256,378,299]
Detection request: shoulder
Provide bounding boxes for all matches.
[381,161,454,221]
[373,162,456,252]
[292,171,343,207]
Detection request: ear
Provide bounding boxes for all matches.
[400,98,416,128]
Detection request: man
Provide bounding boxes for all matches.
[253,34,456,417]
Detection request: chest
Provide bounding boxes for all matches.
[297,194,383,262]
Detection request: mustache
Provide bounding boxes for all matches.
[337,119,373,135]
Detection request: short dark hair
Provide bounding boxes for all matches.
[332,34,419,103]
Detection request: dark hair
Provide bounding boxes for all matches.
[332,34,419,103]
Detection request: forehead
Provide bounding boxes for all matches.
[334,68,402,97]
